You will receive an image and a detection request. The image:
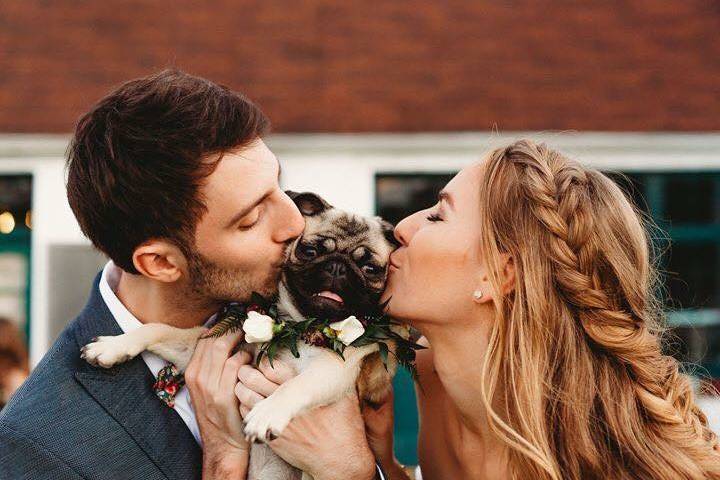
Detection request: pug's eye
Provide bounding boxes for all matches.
[361,264,381,275]
[297,243,318,259]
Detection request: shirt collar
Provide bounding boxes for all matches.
[99,260,145,335]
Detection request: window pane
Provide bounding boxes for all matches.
[376,173,455,225]
[664,175,717,224]
[665,243,719,310]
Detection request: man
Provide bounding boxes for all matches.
[0,70,379,479]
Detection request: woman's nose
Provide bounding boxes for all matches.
[394,211,421,246]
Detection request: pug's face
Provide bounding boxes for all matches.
[281,192,399,320]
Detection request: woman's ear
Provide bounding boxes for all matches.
[473,254,515,303]
[499,254,516,295]
[131,240,186,283]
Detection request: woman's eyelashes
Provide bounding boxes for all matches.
[426,211,443,222]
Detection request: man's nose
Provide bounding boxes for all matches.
[274,192,306,243]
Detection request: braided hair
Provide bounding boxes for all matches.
[476,140,720,479]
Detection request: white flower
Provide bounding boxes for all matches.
[329,316,365,346]
[243,311,275,343]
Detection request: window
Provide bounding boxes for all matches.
[0,175,32,344]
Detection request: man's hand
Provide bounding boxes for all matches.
[235,357,376,480]
[361,390,396,467]
[185,329,249,479]
[362,390,413,480]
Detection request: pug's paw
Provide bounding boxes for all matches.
[80,335,137,368]
[243,396,295,443]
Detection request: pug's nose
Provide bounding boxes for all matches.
[323,260,347,277]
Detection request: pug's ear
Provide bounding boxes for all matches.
[285,191,332,216]
[377,217,400,248]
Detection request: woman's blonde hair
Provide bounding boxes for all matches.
[478,140,720,479]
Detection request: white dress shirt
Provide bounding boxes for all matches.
[98,261,204,445]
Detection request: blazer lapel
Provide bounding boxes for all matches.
[73,275,202,479]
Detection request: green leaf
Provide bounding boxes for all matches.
[290,340,300,358]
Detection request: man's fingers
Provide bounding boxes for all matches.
[220,349,252,394]
[258,357,296,384]
[237,364,280,397]
[239,405,251,419]
[208,329,245,365]
[235,381,265,408]
[196,329,245,387]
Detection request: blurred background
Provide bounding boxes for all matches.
[0,0,719,464]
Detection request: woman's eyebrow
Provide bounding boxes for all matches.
[438,190,454,209]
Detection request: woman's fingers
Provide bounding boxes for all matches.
[237,364,280,397]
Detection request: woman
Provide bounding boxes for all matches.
[237,140,720,479]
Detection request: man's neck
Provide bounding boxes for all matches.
[115,270,219,329]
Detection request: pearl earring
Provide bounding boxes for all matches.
[473,290,483,301]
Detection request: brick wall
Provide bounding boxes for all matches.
[1,1,719,132]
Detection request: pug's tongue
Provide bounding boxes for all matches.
[315,291,344,304]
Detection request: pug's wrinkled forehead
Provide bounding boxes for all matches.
[285,191,398,268]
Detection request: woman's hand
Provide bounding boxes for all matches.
[235,357,377,480]
[185,329,249,479]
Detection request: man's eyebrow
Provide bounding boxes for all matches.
[438,190,454,208]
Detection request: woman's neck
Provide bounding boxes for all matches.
[420,319,509,473]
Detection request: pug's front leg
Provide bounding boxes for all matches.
[81,324,206,371]
[243,344,376,442]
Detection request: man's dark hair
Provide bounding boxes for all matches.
[67,69,269,274]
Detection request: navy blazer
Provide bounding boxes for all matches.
[0,273,202,479]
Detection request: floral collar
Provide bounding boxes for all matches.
[153,293,424,408]
[203,293,424,376]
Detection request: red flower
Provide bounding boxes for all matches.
[153,380,165,390]
[165,384,178,396]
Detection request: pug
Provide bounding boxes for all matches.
[81,191,404,480]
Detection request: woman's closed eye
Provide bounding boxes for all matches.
[426,212,443,222]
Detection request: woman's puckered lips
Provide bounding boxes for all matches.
[389,251,402,270]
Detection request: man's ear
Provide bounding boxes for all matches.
[131,239,186,283]
[285,191,332,216]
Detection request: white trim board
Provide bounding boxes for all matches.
[2,132,720,169]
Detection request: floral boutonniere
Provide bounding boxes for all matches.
[203,293,425,379]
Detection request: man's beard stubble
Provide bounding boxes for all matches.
[185,248,283,304]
